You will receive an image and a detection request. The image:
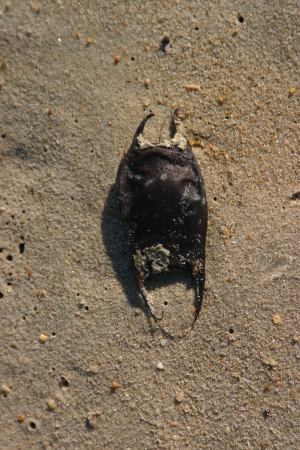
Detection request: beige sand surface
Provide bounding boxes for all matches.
[0,1,299,449]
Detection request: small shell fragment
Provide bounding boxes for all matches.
[89,364,99,374]
[143,98,151,107]
[156,362,164,370]
[39,334,47,342]
[185,84,200,91]
[1,384,11,394]
[268,358,277,367]
[47,399,57,410]
[176,391,184,402]
[273,315,281,324]
[190,140,201,147]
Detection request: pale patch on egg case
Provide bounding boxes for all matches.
[134,244,170,276]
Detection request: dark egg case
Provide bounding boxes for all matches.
[116,114,207,322]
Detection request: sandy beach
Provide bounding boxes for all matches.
[0,1,299,448]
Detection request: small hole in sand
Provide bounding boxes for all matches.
[59,377,69,389]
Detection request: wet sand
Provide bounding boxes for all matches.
[0,1,299,449]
